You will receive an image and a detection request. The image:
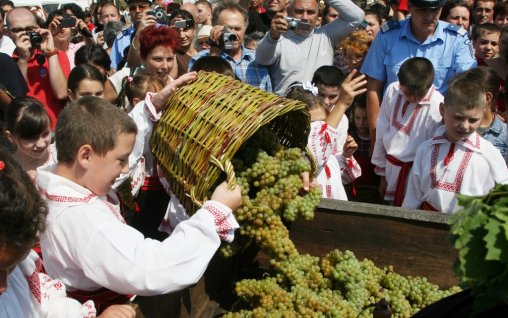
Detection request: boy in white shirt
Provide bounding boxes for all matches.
[36,74,242,312]
[403,77,508,213]
[371,57,443,206]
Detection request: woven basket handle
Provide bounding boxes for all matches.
[190,156,236,208]
[305,147,318,180]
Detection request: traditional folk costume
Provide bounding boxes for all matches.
[0,250,96,318]
[372,82,443,206]
[113,97,171,240]
[308,121,347,200]
[402,126,508,213]
[334,115,362,189]
[37,94,239,312]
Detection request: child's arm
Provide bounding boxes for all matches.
[371,83,394,176]
[325,70,367,129]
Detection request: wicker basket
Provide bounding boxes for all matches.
[150,71,311,214]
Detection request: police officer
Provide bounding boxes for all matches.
[110,0,155,70]
[360,0,476,153]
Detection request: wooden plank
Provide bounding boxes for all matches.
[290,199,459,288]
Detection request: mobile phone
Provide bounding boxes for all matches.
[60,17,76,28]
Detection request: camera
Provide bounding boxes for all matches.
[220,28,238,50]
[60,17,76,28]
[285,17,311,32]
[147,8,168,24]
[26,31,43,46]
[173,19,193,29]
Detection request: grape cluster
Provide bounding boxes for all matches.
[221,127,459,317]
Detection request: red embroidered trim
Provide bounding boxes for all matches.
[325,184,332,198]
[26,258,43,304]
[391,93,424,135]
[39,188,125,223]
[430,144,473,192]
[204,204,231,240]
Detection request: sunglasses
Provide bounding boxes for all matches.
[128,4,150,12]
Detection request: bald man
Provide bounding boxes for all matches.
[6,7,70,129]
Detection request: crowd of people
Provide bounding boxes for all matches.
[0,0,508,316]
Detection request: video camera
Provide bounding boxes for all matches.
[147,8,168,25]
[220,27,238,50]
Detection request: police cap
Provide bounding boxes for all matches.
[409,0,446,8]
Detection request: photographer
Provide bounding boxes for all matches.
[255,0,364,95]
[47,9,94,69]
[112,0,156,70]
[6,7,69,131]
[188,0,272,92]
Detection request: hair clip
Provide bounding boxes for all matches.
[0,161,5,171]
[127,76,133,82]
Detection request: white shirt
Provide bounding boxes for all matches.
[0,251,95,318]
[403,126,508,213]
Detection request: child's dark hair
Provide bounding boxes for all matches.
[190,56,236,78]
[0,147,48,249]
[68,64,105,94]
[120,70,164,107]
[471,23,500,41]
[444,77,486,110]
[397,57,434,96]
[56,97,137,164]
[312,65,346,87]
[5,96,51,141]
[168,9,196,29]
[75,44,112,75]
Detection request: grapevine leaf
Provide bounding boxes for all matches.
[458,226,504,282]
[483,218,508,262]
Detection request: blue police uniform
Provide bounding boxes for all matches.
[110,25,135,70]
[360,19,476,93]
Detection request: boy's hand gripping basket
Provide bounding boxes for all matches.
[150,72,312,214]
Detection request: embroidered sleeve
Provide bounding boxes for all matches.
[143,92,163,122]
[23,252,97,318]
[339,155,362,184]
[201,200,240,243]
[308,122,338,168]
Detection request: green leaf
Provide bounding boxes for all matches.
[483,218,508,262]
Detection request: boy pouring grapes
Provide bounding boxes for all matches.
[36,74,242,313]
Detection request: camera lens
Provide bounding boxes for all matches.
[227,33,237,41]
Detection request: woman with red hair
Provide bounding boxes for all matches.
[105,24,180,103]
[139,24,181,85]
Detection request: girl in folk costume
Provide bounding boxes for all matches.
[285,70,367,200]
[4,96,56,182]
[114,70,171,240]
[402,77,508,213]
[0,147,135,318]
[311,66,363,196]
[372,57,443,206]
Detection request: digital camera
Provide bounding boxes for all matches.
[285,17,311,32]
[147,8,168,24]
[26,31,43,46]
[220,28,238,50]
[173,19,193,29]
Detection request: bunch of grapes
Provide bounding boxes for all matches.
[221,127,460,317]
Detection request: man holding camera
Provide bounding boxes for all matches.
[255,0,364,96]
[188,0,272,92]
[7,7,70,130]
[111,0,156,70]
